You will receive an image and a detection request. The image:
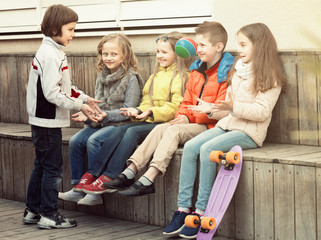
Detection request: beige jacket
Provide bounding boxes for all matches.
[209,73,281,147]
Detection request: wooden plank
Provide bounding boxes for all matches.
[23,139,35,201]
[164,154,181,225]
[0,138,3,197]
[294,165,317,240]
[218,195,235,238]
[317,167,321,240]
[1,139,14,200]
[279,53,299,144]
[266,97,281,143]
[274,163,295,240]
[132,165,149,224]
[235,161,254,240]
[16,56,32,124]
[60,142,78,212]
[103,192,121,218]
[83,55,97,98]
[118,194,134,221]
[149,174,165,226]
[317,53,321,146]
[6,57,20,123]
[12,140,26,202]
[297,54,318,145]
[0,56,9,122]
[254,162,274,240]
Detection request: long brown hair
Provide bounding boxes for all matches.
[229,23,287,92]
[148,31,190,105]
[97,33,139,74]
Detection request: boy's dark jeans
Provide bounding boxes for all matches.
[26,125,63,217]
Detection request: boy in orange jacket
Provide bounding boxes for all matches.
[104,21,234,197]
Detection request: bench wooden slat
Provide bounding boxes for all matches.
[274,163,295,240]
[294,165,317,240]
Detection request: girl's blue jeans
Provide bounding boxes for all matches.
[177,127,258,211]
[69,125,116,185]
[88,122,158,179]
[26,125,63,217]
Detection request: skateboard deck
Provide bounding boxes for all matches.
[185,145,243,240]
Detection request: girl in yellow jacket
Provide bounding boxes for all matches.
[60,31,190,205]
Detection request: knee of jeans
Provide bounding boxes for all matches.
[69,135,79,149]
[183,139,197,154]
[199,144,211,163]
[123,128,138,140]
[87,136,100,149]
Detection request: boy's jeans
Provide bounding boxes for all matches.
[26,125,63,217]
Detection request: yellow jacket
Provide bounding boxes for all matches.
[137,64,186,123]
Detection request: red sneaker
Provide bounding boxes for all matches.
[73,173,96,192]
[82,175,117,194]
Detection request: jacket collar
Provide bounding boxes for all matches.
[158,62,176,72]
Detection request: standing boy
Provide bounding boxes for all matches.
[22,4,100,229]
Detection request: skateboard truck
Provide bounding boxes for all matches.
[210,151,241,170]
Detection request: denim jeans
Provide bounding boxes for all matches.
[88,122,158,179]
[177,127,258,211]
[69,125,116,184]
[26,125,63,217]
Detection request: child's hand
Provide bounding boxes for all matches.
[188,98,213,113]
[120,108,138,117]
[212,92,233,112]
[169,115,189,125]
[86,97,102,116]
[72,111,88,122]
[81,104,99,122]
[95,112,107,121]
[136,108,152,119]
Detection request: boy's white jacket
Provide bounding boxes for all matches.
[26,36,88,128]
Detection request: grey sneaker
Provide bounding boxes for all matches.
[37,212,77,229]
[22,208,40,224]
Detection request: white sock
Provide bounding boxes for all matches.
[195,208,204,216]
[138,176,153,186]
[122,168,136,179]
[178,207,190,213]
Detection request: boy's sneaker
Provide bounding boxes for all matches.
[73,173,96,192]
[77,194,103,206]
[163,209,191,237]
[82,175,117,194]
[22,208,40,224]
[179,212,202,239]
[37,212,77,229]
[58,189,85,203]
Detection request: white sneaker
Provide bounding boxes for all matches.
[77,194,103,206]
[37,212,77,229]
[58,189,85,203]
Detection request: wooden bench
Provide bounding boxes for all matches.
[1,51,321,239]
[0,122,320,240]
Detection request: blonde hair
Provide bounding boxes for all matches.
[149,31,190,105]
[97,33,139,73]
[195,21,228,50]
[229,23,287,92]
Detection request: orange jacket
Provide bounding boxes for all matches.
[176,59,228,129]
